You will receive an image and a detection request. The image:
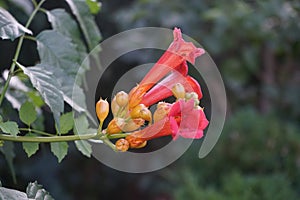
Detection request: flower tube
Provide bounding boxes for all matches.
[128,27,205,108]
[140,70,203,107]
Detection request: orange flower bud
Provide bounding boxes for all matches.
[135,141,147,149]
[130,104,152,122]
[96,98,109,122]
[125,135,146,148]
[111,96,120,117]
[128,84,146,109]
[115,139,129,152]
[116,91,129,107]
[153,102,171,123]
[172,83,185,99]
[106,118,124,134]
[122,118,145,132]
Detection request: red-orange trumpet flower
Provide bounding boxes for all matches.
[128,28,205,108]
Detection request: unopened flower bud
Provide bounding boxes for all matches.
[135,141,147,149]
[96,98,109,123]
[153,102,171,123]
[106,118,124,134]
[116,91,129,107]
[115,139,129,152]
[128,84,144,109]
[194,99,200,107]
[111,96,120,117]
[172,83,185,99]
[122,118,145,132]
[126,135,146,148]
[185,92,198,100]
[130,104,152,122]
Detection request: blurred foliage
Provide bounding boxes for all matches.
[170,108,300,199]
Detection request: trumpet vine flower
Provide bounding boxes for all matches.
[129,27,205,108]
[96,27,209,152]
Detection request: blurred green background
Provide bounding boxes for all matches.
[0,0,300,199]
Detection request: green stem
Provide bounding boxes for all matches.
[19,128,54,136]
[102,139,116,151]
[24,35,37,41]
[107,133,131,139]
[0,133,98,143]
[0,0,46,106]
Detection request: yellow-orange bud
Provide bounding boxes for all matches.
[130,104,152,122]
[172,83,185,99]
[185,92,198,101]
[111,96,120,117]
[122,118,145,132]
[135,141,147,149]
[128,84,144,109]
[106,118,124,134]
[153,102,171,123]
[96,98,109,122]
[116,91,129,107]
[125,135,146,148]
[115,139,129,152]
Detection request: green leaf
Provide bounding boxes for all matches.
[0,115,2,122]
[26,181,54,200]
[74,114,89,135]
[19,101,37,126]
[17,63,64,130]
[46,9,86,52]
[59,112,74,134]
[0,142,16,183]
[66,0,101,50]
[31,113,45,131]
[50,142,68,162]
[46,8,90,74]
[73,115,93,157]
[27,91,45,107]
[0,7,32,41]
[35,30,88,114]
[22,133,39,157]
[86,0,101,14]
[38,64,87,113]
[0,187,28,200]
[75,140,92,157]
[36,30,81,77]
[0,121,19,136]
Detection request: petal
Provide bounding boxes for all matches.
[169,27,205,64]
[186,76,203,99]
[168,100,182,117]
[198,109,209,130]
[129,117,173,141]
[169,99,208,139]
[169,116,179,140]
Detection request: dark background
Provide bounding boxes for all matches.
[0,0,300,199]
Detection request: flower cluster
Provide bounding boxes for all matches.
[96,28,209,152]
